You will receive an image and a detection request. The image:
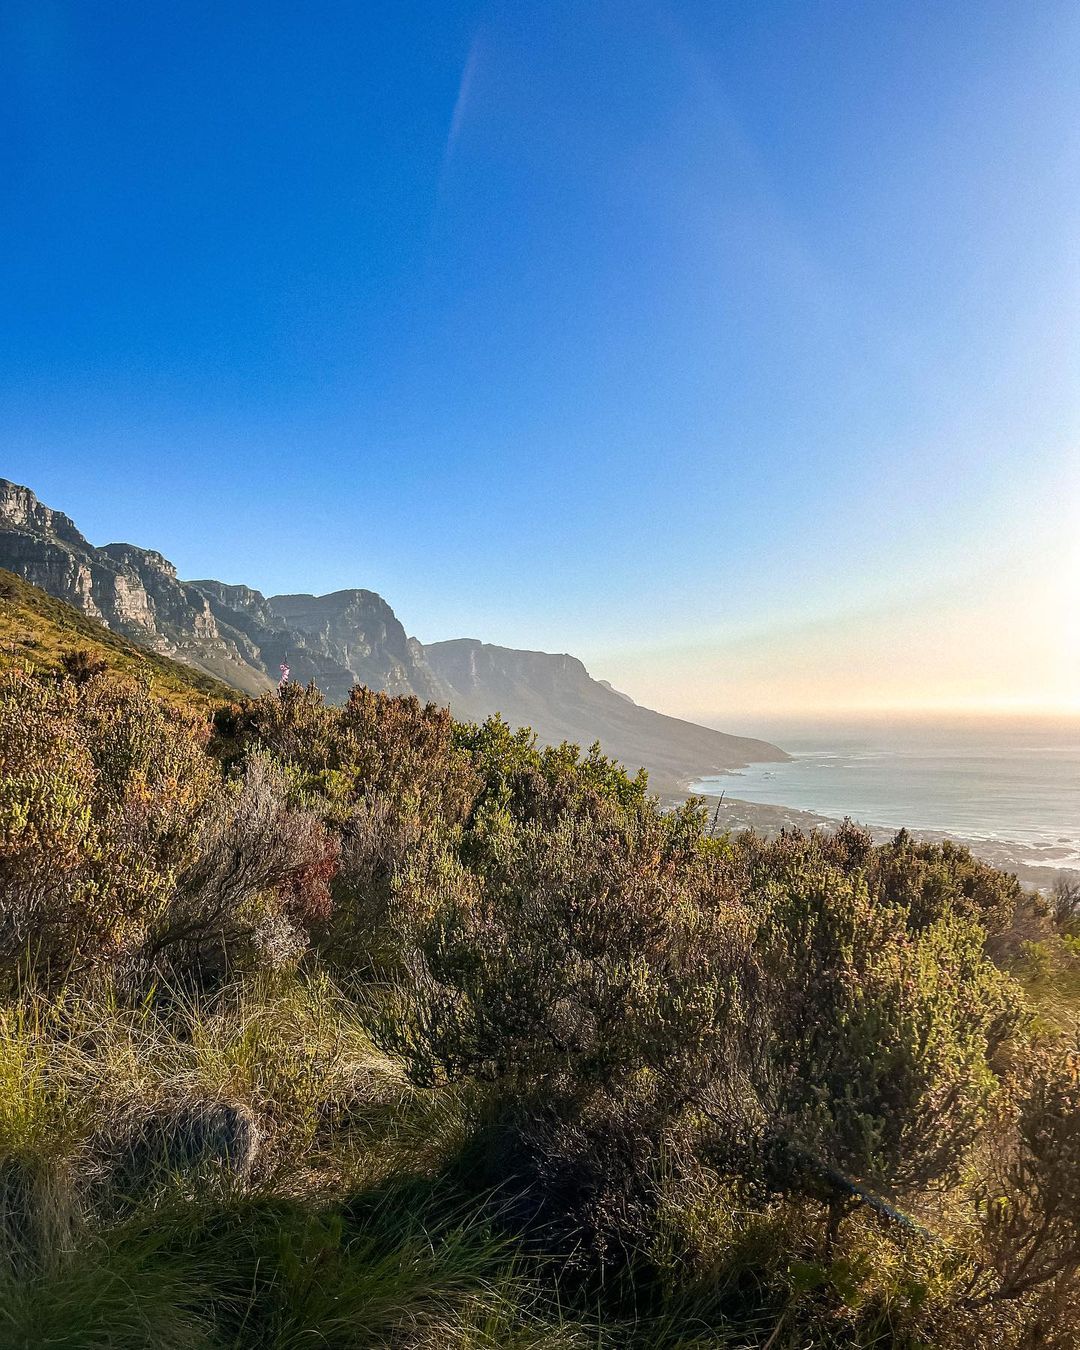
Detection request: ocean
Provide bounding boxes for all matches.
[691,715,1080,877]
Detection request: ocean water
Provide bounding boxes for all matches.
[692,716,1080,871]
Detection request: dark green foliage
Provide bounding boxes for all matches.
[385,810,1023,1266]
[732,820,1025,935]
[863,827,1026,934]
[1050,874,1080,932]
[970,1048,1080,1337]
[58,648,109,686]
[745,843,1021,1192]
[389,806,741,1091]
[455,714,650,829]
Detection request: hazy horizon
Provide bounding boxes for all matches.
[703,706,1080,738]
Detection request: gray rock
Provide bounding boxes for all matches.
[108,1100,260,1194]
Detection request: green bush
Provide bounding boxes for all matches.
[747,852,1021,1193]
[381,809,1022,1272]
[968,1049,1080,1344]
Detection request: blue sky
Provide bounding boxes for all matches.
[2,1,1078,717]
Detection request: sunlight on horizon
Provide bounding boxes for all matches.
[591,485,1080,723]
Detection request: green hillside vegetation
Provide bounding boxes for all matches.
[0,567,240,711]
[0,631,1078,1347]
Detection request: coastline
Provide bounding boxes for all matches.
[689,791,1080,894]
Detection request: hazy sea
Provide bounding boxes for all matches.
[692,716,1080,876]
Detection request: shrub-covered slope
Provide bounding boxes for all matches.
[0,567,239,711]
[0,652,1078,1348]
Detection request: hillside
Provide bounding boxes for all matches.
[0,479,788,783]
[0,567,238,711]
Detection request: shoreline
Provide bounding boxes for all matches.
[687,791,1080,894]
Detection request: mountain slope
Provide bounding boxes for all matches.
[424,638,787,788]
[0,478,788,784]
[0,567,238,711]
[0,480,447,705]
[266,591,448,702]
[189,581,375,704]
[0,480,273,694]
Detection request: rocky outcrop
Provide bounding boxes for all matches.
[0,480,272,693]
[268,591,448,703]
[0,479,88,548]
[190,581,362,704]
[191,580,279,630]
[0,481,114,622]
[0,481,439,704]
[99,544,218,639]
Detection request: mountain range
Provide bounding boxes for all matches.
[0,478,786,788]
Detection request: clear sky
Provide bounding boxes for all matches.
[2,1,1078,720]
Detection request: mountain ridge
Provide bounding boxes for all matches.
[0,478,788,785]
[424,637,786,787]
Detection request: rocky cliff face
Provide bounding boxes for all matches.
[267,591,448,702]
[0,480,272,693]
[0,480,88,547]
[0,480,440,705]
[189,581,372,704]
[0,479,788,785]
[424,638,788,788]
[0,480,116,623]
